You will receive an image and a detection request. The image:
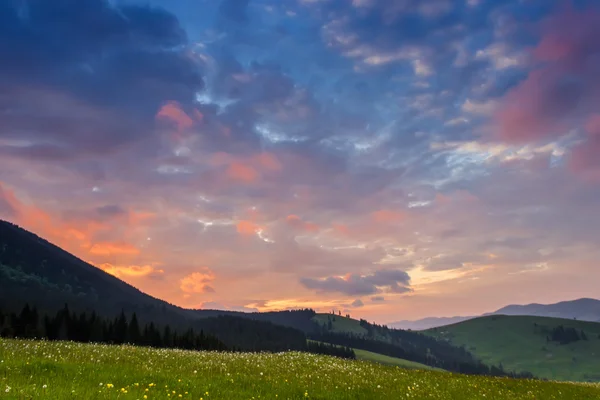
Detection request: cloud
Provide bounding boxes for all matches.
[98,263,165,279]
[351,299,364,308]
[371,296,385,302]
[493,2,600,145]
[0,0,203,158]
[462,99,497,115]
[568,114,600,179]
[88,242,140,256]
[236,220,262,235]
[95,205,127,218]
[300,269,411,296]
[285,215,320,232]
[180,269,216,294]
[156,101,197,132]
[371,209,405,223]
[0,183,19,218]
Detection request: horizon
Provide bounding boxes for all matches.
[1,0,600,325]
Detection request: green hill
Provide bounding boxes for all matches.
[425,315,600,382]
[3,338,600,400]
[313,313,369,335]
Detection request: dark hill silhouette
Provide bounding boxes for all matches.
[0,219,311,351]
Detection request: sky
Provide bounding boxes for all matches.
[1,0,599,323]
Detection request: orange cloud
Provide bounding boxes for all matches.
[128,210,157,225]
[98,263,164,278]
[180,269,216,294]
[371,209,405,223]
[227,162,259,182]
[286,214,319,232]
[237,220,262,235]
[156,101,194,132]
[89,241,140,256]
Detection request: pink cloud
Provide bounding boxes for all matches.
[286,214,320,232]
[156,101,195,132]
[209,152,282,183]
[568,114,600,180]
[254,152,282,171]
[227,162,260,182]
[493,3,600,144]
[371,209,405,223]
[236,220,262,235]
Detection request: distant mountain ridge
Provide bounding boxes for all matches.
[390,298,600,331]
[492,298,600,321]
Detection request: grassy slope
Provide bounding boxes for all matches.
[2,339,599,400]
[424,315,600,382]
[312,314,369,335]
[309,339,441,372]
[352,348,444,372]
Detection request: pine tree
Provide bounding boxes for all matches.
[128,313,141,344]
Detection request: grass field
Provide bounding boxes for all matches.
[2,339,600,399]
[425,315,600,382]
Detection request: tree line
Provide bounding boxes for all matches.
[0,304,227,351]
[306,341,355,359]
[547,325,588,345]
[0,303,358,361]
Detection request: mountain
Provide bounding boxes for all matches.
[424,315,600,382]
[390,298,600,331]
[0,219,312,351]
[492,298,600,322]
[389,316,475,331]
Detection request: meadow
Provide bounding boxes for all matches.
[2,339,600,399]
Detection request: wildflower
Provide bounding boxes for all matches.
[42,384,48,389]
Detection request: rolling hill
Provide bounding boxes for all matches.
[425,315,600,382]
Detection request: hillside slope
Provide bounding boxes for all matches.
[425,315,600,382]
